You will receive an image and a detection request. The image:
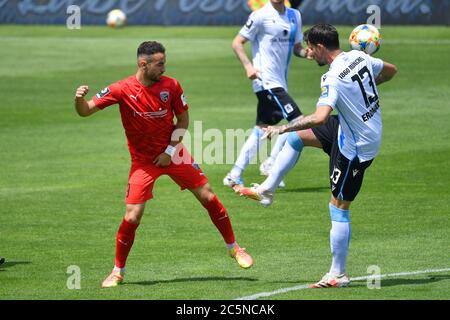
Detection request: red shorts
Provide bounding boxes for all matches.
[126,148,208,204]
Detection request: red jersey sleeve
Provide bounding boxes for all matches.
[92,82,122,110]
[172,80,189,115]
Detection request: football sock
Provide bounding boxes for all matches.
[115,218,139,269]
[203,195,236,245]
[268,132,289,163]
[329,204,351,275]
[231,127,264,178]
[260,132,303,192]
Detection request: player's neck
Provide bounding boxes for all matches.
[271,2,286,14]
[327,49,343,65]
[136,71,156,87]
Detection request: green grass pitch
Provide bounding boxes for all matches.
[0,25,449,300]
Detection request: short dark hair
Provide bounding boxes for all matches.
[305,24,340,50]
[137,41,165,58]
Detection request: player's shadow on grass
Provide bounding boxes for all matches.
[351,275,450,288]
[278,186,329,193]
[0,261,31,271]
[127,276,258,286]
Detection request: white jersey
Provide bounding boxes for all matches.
[239,2,302,92]
[317,50,385,162]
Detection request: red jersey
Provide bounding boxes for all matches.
[92,75,189,162]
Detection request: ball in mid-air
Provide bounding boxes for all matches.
[106,9,127,28]
[349,24,382,55]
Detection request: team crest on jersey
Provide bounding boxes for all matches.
[321,85,329,98]
[96,87,110,99]
[160,91,169,103]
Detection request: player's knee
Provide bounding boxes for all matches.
[329,203,350,222]
[191,183,214,204]
[287,131,304,152]
[125,204,145,224]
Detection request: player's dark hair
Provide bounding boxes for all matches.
[305,24,340,50]
[137,41,165,59]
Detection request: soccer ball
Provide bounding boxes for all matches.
[349,24,382,55]
[106,9,127,28]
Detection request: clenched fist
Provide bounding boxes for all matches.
[75,85,89,99]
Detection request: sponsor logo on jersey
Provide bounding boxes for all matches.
[96,87,110,99]
[353,169,359,177]
[321,85,329,98]
[134,109,168,119]
[160,91,169,103]
[192,162,201,170]
[245,19,253,29]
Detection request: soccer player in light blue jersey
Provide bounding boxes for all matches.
[240,24,397,287]
[223,0,312,190]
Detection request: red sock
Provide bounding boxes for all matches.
[203,195,235,245]
[115,219,139,268]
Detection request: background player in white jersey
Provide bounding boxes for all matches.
[242,24,397,287]
[223,0,311,189]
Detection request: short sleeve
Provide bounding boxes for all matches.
[172,81,189,115]
[239,12,261,42]
[317,75,339,109]
[295,11,303,44]
[368,55,384,78]
[92,82,122,110]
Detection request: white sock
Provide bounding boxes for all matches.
[329,204,351,275]
[231,127,264,178]
[114,266,125,274]
[259,132,303,192]
[226,242,237,250]
[268,133,289,163]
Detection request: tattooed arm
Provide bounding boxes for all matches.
[262,106,333,139]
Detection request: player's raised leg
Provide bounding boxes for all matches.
[240,129,322,206]
[102,203,144,288]
[190,183,253,269]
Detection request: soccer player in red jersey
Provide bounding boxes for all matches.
[74,41,253,288]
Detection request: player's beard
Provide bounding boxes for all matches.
[146,71,162,82]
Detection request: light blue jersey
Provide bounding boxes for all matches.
[239,2,302,92]
[317,50,385,162]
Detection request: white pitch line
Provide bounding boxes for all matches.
[236,267,450,300]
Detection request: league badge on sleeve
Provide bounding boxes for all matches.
[321,85,329,98]
[181,94,188,107]
[96,87,110,99]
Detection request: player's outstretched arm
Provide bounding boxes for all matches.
[375,62,398,85]
[74,85,99,117]
[262,106,333,139]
